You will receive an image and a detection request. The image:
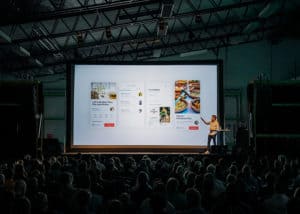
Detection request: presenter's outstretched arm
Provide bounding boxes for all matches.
[201,117,210,125]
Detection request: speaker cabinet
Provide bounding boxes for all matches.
[0,81,43,159]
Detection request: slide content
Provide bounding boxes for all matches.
[72,64,218,147]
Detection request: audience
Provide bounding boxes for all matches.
[13,179,31,214]
[1,152,300,214]
[166,177,186,211]
[179,188,206,214]
[131,171,152,207]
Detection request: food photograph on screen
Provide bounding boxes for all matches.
[159,107,171,123]
[174,80,200,114]
[70,63,220,151]
[90,82,117,128]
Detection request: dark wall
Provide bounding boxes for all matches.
[248,81,300,156]
[0,81,43,159]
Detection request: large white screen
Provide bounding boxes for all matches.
[72,64,218,147]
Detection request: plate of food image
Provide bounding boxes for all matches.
[189,88,200,99]
[108,92,117,100]
[175,80,187,91]
[175,99,188,113]
[191,98,200,113]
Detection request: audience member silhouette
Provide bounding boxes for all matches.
[0,153,300,214]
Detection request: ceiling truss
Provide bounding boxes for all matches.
[0,0,298,77]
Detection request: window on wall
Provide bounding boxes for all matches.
[224,89,242,148]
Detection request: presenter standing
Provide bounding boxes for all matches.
[201,115,220,153]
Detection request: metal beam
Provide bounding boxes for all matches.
[83,26,277,62]
[0,13,281,66]
[2,0,265,44]
[30,15,281,57]
[0,0,159,26]
[2,24,279,72]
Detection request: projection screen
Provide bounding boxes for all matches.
[67,62,223,152]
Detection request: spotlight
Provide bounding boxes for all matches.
[76,32,84,45]
[195,14,202,23]
[157,19,168,37]
[105,26,112,39]
[188,31,195,40]
[160,0,174,18]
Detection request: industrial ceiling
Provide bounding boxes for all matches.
[0,0,299,78]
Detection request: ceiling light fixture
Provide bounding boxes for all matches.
[0,30,12,43]
[105,27,112,39]
[180,49,208,57]
[152,49,162,58]
[76,32,84,45]
[195,14,202,23]
[34,59,43,67]
[157,19,168,37]
[160,0,174,18]
[13,46,31,57]
[259,1,281,18]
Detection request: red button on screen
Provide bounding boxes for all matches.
[189,126,199,130]
[104,123,115,127]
